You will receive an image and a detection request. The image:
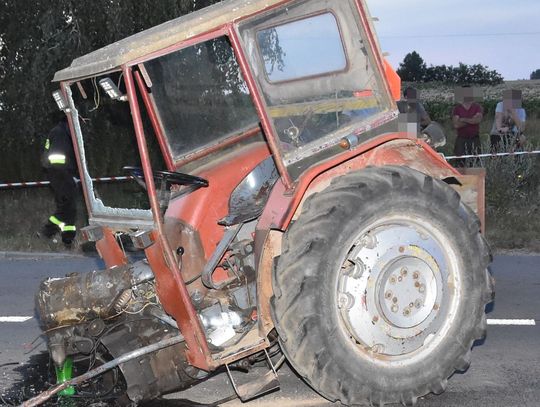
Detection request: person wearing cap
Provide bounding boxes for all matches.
[41,115,77,245]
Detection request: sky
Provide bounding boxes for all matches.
[368,0,540,80]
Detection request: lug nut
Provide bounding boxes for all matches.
[391,304,399,313]
[390,276,397,284]
[361,234,377,249]
[419,285,425,293]
[392,297,398,304]
[338,294,347,308]
[413,271,419,279]
[401,268,408,277]
[415,299,422,309]
[372,316,379,323]
[415,281,420,288]
[398,276,403,282]
[385,291,393,299]
[409,302,414,308]
[372,344,384,354]
[403,308,411,316]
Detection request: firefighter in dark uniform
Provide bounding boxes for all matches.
[41,115,77,245]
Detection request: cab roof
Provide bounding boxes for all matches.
[53,0,286,82]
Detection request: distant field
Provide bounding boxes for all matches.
[0,81,539,252]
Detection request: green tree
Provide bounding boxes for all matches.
[531,69,540,80]
[396,51,426,82]
[0,0,218,182]
[402,53,504,85]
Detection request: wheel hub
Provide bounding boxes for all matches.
[337,217,457,357]
[378,257,437,329]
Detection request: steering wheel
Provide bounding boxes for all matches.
[123,166,208,190]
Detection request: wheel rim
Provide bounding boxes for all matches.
[337,214,461,360]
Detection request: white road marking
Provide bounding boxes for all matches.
[487,319,536,326]
[0,316,33,322]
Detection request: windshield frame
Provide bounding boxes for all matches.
[127,27,264,169]
[62,25,280,226]
[63,79,156,230]
[233,0,396,178]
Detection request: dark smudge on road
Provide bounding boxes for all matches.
[0,352,232,406]
[1,352,54,406]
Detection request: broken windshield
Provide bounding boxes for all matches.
[67,73,165,226]
[142,36,259,162]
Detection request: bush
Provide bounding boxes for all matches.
[397,52,504,85]
[482,146,540,250]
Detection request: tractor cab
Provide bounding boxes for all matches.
[54,0,400,235]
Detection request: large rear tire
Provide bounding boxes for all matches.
[271,166,493,406]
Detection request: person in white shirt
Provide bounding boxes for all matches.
[490,89,526,151]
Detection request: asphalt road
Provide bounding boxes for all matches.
[0,254,538,407]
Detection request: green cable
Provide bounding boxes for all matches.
[55,357,76,397]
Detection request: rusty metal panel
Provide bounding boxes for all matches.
[256,230,283,337]
[454,168,486,234]
[144,236,213,371]
[95,227,128,269]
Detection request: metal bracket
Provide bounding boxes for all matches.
[80,225,104,242]
[225,349,280,402]
[130,230,155,250]
[201,223,243,289]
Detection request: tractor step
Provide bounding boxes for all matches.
[225,350,280,401]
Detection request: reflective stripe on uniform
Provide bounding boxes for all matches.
[49,216,76,232]
[49,216,64,227]
[48,154,66,164]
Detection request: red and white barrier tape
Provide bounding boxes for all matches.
[2,150,540,189]
[445,149,540,161]
[0,176,131,190]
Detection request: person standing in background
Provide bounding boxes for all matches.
[452,86,483,166]
[402,86,432,130]
[41,115,77,245]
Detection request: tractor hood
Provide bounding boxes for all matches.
[53,0,286,82]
